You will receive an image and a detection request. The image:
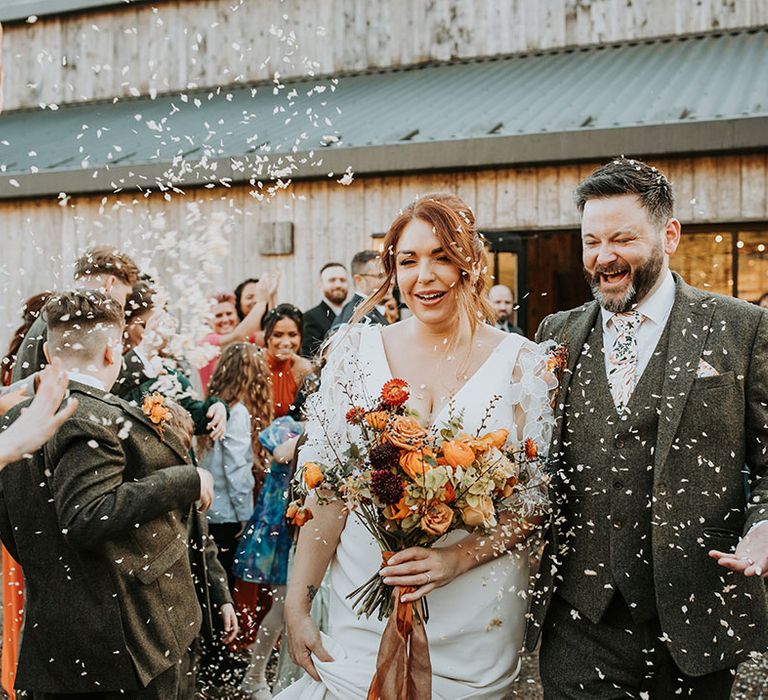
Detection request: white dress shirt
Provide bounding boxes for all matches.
[601,270,676,381]
[66,371,106,391]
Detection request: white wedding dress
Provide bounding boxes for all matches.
[275,324,554,700]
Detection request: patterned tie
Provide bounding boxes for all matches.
[607,311,643,414]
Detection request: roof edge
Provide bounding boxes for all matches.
[1,117,766,200]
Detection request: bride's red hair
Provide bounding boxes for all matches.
[353,193,494,334]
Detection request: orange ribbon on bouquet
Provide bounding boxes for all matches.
[367,552,432,700]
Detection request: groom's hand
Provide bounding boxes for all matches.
[709,523,768,577]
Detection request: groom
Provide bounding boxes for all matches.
[530,157,768,697]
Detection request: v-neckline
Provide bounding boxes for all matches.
[372,326,517,430]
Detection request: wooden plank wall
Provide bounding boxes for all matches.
[0,153,765,339]
[3,0,767,111]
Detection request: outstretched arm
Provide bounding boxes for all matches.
[710,310,768,577]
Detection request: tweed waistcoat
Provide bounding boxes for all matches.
[556,316,671,624]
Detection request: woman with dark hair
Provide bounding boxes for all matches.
[0,291,52,386]
[232,304,315,699]
[1,291,51,699]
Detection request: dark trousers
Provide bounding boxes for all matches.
[540,594,736,699]
[208,521,241,592]
[29,652,192,700]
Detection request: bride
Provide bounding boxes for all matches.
[275,193,555,700]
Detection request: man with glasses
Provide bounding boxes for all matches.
[331,250,389,330]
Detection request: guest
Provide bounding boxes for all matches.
[0,291,213,697]
[230,305,313,676]
[153,401,237,698]
[123,282,228,440]
[10,246,154,398]
[382,292,401,325]
[330,251,389,329]
[198,342,274,590]
[0,291,51,699]
[233,304,312,699]
[198,276,275,391]
[300,262,349,358]
[235,275,279,347]
[0,291,52,386]
[488,284,524,335]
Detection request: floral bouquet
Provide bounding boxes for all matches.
[288,377,549,698]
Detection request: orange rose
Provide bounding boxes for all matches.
[386,416,427,451]
[481,429,509,450]
[444,482,456,503]
[461,496,495,528]
[442,439,476,468]
[384,495,412,522]
[399,449,435,480]
[420,501,454,536]
[464,429,509,453]
[365,411,389,431]
[303,462,324,489]
[293,507,314,527]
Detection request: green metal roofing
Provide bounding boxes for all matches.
[0,1,146,22]
[1,28,767,198]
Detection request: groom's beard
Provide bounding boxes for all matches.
[584,245,664,313]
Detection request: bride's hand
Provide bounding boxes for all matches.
[380,546,464,603]
[285,612,334,681]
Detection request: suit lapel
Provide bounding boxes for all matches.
[653,276,716,479]
[551,302,600,451]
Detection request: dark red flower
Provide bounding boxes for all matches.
[369,441,401,471]
[371,469,404,506]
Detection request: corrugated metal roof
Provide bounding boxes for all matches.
[1,28,767,197]
[0,0,145,23]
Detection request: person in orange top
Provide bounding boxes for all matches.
[231,305,313,698]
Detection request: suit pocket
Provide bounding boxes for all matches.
[134,537,188,585]
[703,527,741,544]
[691,371,736,391]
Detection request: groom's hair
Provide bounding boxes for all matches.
[575,157,674,226]
[44,290,125,361]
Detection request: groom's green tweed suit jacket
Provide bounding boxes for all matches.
[0,382,202,694]
[528,274,768,676]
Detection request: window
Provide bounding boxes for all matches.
[672,226,767,302]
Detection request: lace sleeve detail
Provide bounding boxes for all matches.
[296,324,367,474]
[508,338,558,520]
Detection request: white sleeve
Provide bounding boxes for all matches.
[507,338,558,519]
[297,325,367,472]
[221,404,256,521]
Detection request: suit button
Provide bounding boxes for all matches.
[613,480,623,490]
[613,520,623,529]
[616,437,625,449]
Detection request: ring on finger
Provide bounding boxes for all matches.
[423,572,432,585]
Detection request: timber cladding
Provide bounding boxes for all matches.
[2,0,767,112]
[0,153,765,337]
